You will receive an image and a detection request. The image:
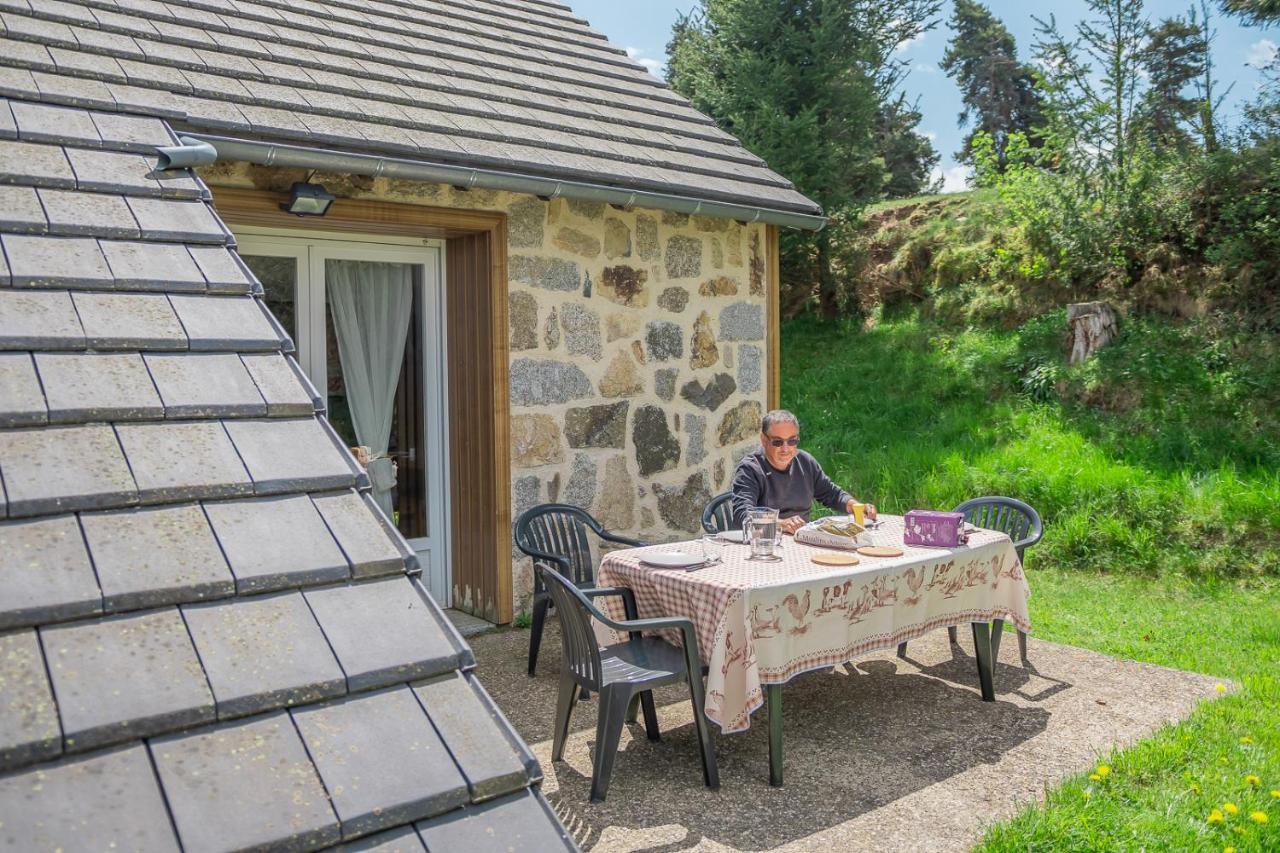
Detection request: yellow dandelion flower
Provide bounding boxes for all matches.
[1246,775,1261,786]
[1271,790,1280,799]
[1251,811,1269,824]
[1208,809,1225,824]
[1224,802,1239,815]
[1096,765,1111,777]
[1240,736,1254,744]
[1089,774,1102,782]
[1224,847,1235,853]
[1215,683,1227,693]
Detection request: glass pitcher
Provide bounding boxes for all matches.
[743,507,781,559]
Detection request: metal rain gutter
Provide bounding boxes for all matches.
[170,133,827,231]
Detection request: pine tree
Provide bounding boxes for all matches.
[877,94,942,198]
[1141,15,1207,149]
[667,0,942,317]
[940,0,1043,169]
[1220,0,1280,24]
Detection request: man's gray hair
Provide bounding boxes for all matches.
[761,409,800,434]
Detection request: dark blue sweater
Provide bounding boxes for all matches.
[730,448,852,527]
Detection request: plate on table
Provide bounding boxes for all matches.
[717,529,746,543]
[640,551,706,569]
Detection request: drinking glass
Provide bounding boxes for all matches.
[699,535,723,565]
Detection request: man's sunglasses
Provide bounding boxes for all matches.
[766,436,800,448]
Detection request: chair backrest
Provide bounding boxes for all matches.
[535,562,603,689]
[514,504,602,587]
[702,492,736,534]
[952,496,1044,557]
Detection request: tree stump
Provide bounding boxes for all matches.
[1067,302,1118,365]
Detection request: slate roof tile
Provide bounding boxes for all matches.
[0,423,137,516]
[0,352,46,427]
[182,591,346,718]
[71,291,187,350]
[125,197,229,244]
[334,825,426,852]
[0,139,75,187]
[0,744,181,851]
[414,673,529,802]
[42,607,215,752]
[88,110,174,152]
[0,513,101,627]
[144,352,266,418]
[292,687,469,838]
[223,416,359,494]
[311,489,409,578]
[35,352,164,423]
[416,790,574,852]
[9,99,99,147]
[0,99,14,138]
[306,577,463,691]
[205,493,349,593]
[2,234,113,288]
[0,185,45,233]
[32,70,115,110]
[0,629,62,770]
[151,712,340,853]
[168,293,283,351]
[240,352,319,415]
[100,240,207,291]
[80,503,235,611]
[38,188,141,239]
[64,147,164,195]
[0,288,85,350]
[115,420,253,503]
[186,245,255,293]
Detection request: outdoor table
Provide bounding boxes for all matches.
[596,514,1031,786]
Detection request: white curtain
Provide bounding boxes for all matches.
[327,260,414,517]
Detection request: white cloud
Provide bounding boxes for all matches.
[1247,39,1278,69]
[923,130,938,142]
[894,32,926,55]
[930,165,971,194]
[913,62,939,74]
[624,45,664,78]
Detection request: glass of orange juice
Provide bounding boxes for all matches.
[850,502,866,526]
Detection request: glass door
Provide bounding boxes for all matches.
[237,234,450,605]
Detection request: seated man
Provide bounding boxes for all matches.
[731,409,876,535]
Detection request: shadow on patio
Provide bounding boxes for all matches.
[472,621,1087,852]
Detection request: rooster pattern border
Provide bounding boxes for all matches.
[598,516,1030,733]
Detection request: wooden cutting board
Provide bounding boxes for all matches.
[856,545,904,558]
[811,552,859,566]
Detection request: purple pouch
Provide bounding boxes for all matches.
[903,510,968,547]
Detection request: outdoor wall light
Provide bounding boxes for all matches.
[281,181,336,216]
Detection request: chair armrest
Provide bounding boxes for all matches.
[599,530,647,548]
[597,612,702,663]
[583,586,638,621]
[515,543,571,574]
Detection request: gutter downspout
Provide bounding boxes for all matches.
[163,133,827,232]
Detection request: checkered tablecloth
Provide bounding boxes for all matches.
[597,515,1031,733]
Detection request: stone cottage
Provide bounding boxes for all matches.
[0,0,821,634]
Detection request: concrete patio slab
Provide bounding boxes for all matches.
[470,622,1224,852]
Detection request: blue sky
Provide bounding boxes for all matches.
[570,0,1278,192]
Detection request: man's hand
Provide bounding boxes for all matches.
[781,515,806,535]
[845,499,878,520]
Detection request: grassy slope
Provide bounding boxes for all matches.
[782,315,1280,850]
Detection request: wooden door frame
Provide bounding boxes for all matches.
[212,186,514,623]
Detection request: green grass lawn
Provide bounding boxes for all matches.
[782,314,1280,850]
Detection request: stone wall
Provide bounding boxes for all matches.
[201,163,769,614]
